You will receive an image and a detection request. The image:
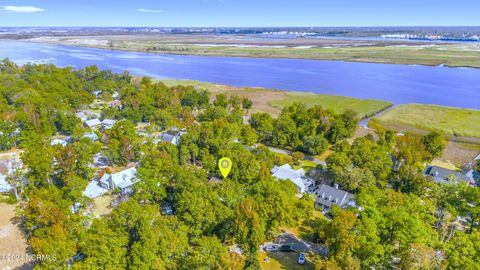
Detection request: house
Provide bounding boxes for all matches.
[423,165,474,186]
[474,154,480,161]
[92,153,110,168]
[51,138,68,147]
[0,173,12,193]
[208,177,223,184]
[99,167,139,194]
[75,111,88,122]
[271,164,314,193]
[93,90,102,98]
[160,132,181,145]
[84,118,102,129]
[83,180,109,199]
[83,132,99,142]
[109,100,122,108]
[101,119,116,129]
[315,184,355,212]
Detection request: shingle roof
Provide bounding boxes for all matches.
[316,184,354,208]
[423,165,472,185]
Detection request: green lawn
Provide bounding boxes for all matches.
[161,79,392,119]
[270,92,392,118]
[372,104,480,141]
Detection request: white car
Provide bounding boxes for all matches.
[298,253,306,265]
[264,245,279,252]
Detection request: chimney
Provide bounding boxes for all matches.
[334,183,339,189]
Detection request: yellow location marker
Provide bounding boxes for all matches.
[218,157,232,179]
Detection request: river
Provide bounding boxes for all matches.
[1,41,479,110]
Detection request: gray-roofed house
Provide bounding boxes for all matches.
[423,165,474,186]
[101,119,116,129]
[271,164,314,193]
[84,118,102,129]
[99,167,139,195]
[83,132,99,142]
[51,138,68,147]
[315,184,355,212]
[160,133,181,145]
[76,111,88,122]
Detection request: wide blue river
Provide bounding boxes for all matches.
[1,41,479,109]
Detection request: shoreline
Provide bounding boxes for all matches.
[13,38,480,69]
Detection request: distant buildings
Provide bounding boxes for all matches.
[271,164,314,193]
[83,118,116,130]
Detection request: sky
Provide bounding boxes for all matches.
[0,0,479,27]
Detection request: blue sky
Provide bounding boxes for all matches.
[0,0,479,27]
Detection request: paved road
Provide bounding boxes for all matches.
[261,232,328,256]
[268,147,327,166]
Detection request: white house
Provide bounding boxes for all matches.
[84,119,102,129]
[99,167,139,194]
[51,138,68,147]
[0,173,12,193]
[93,90,102,98]
[271,164,314,193]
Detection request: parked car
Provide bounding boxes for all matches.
[264,245,279,252]
[298,252,306,264]
[279,245,296,252]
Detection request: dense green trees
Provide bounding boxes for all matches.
[250,103,356,155]
[3,62,478,270]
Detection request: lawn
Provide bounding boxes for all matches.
[270,92,392,119]
[161,79,392,119]
[92,195,115,218]
[259,251,315,270]
[372,104,480,142]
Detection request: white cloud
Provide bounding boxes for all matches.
[136,8,164,13]
[3,6,45,13]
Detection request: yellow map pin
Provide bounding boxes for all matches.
[218,157,232,179]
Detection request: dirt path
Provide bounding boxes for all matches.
[0,203,30,270]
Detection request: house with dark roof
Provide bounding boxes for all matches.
[315,184,356,212]
[423,165,474,186]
